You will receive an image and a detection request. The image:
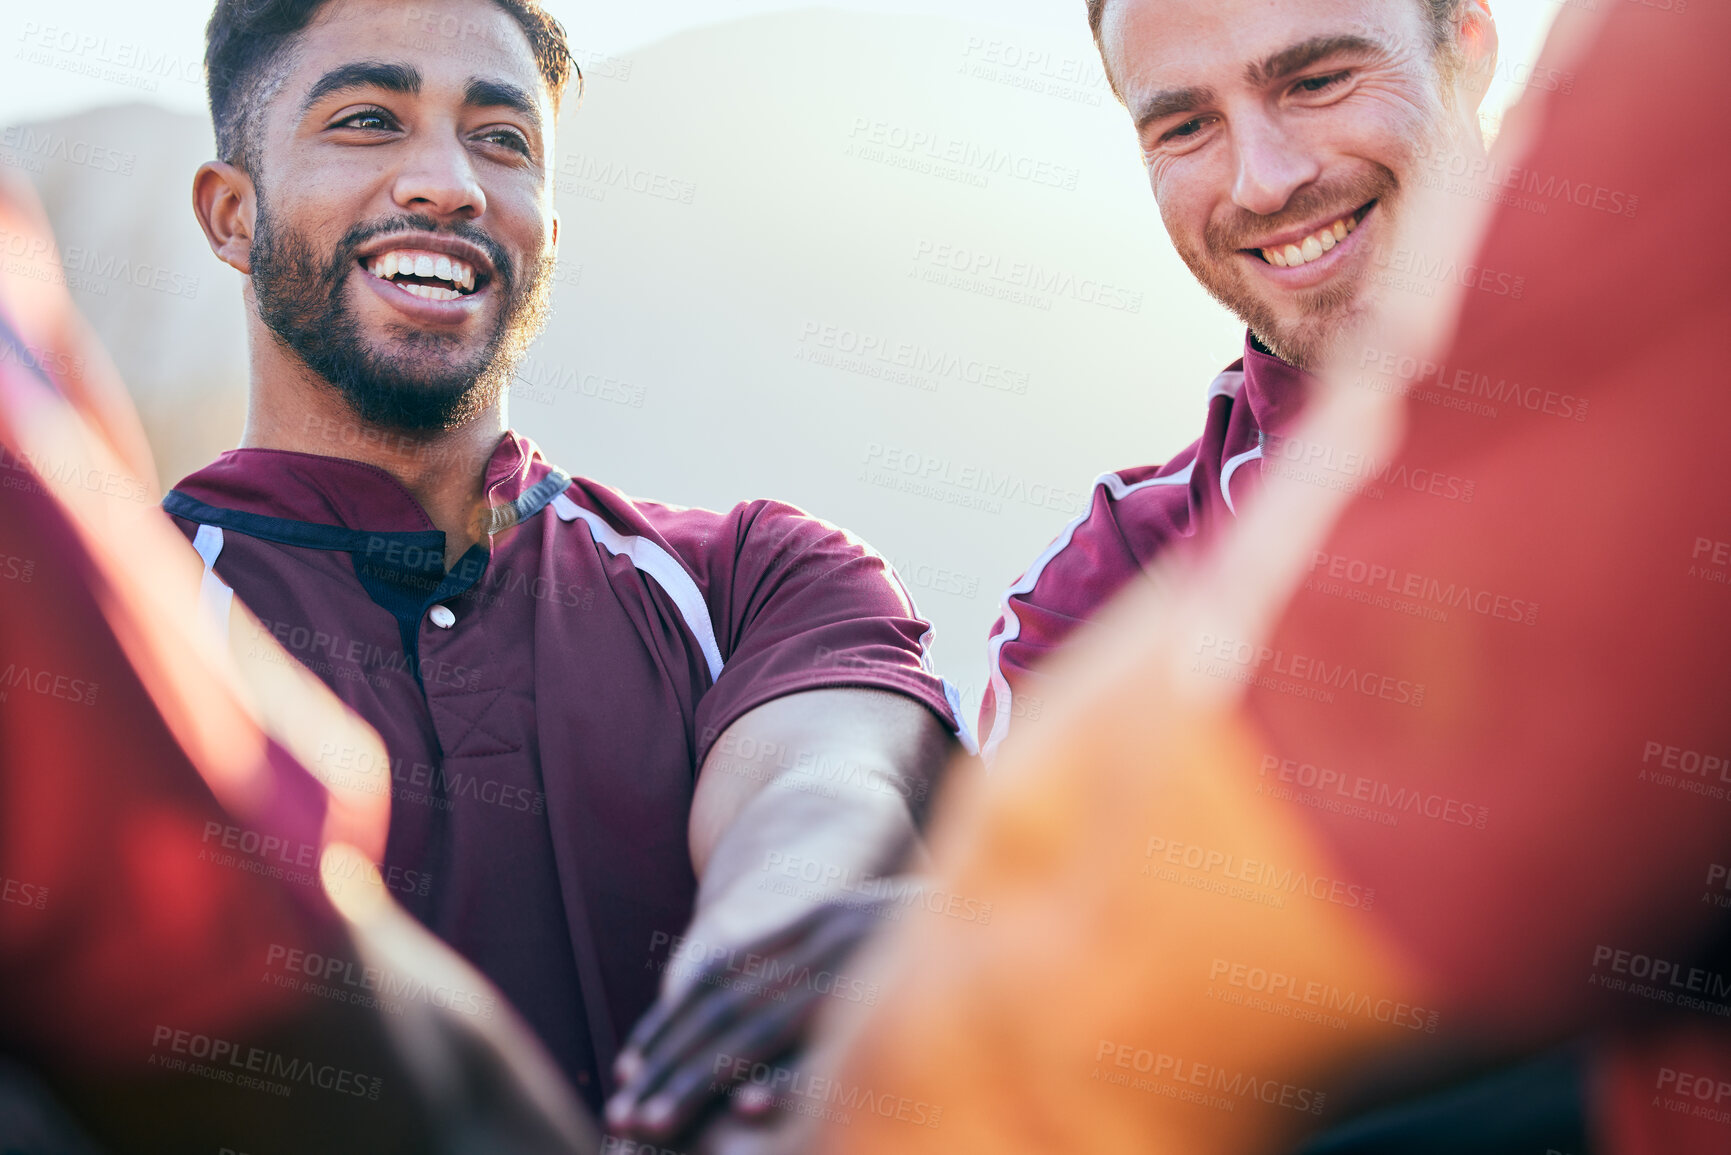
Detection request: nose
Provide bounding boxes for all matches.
[1230,114,1321,217]
[389,132,487,222]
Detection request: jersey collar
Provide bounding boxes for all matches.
[167,430,564,537]
[1240,330,1314,436]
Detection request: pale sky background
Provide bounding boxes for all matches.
[3,1,1559,127]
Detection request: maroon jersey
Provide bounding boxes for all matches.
[165,435,962,1108]
[980,336,1311,760]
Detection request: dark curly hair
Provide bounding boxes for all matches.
[205,0,578,173]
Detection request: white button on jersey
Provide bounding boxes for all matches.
[429,604,456,629]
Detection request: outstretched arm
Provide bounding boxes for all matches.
[604,687,954,1142]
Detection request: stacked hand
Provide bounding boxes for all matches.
[604,897,895,1150]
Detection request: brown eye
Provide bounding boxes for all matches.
[1295,71,1350,94]
[481,128,530,156]
[335,108,396,131]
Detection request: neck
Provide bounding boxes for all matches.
[240,320,505,569]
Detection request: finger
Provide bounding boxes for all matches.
[632,1021,803,1140]
[635,901,885,1091]
[613,901,891,1132]
[732,1082,776,1117]
[610,982,759,1131]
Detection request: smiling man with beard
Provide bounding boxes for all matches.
[979,0,1497,763]
[166,0,968,1146]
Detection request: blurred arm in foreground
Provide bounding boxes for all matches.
[815,1,1731,1152]
[0,173,595,1154]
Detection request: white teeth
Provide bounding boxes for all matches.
[1263,214,1359,268]
[395,281,460,301]
[365,248,482,293]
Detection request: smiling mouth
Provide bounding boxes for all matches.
[1251,202,1376,268]
[360,248,486,302]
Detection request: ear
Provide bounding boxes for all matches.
[192,161,259,275]
[1454,0,1500,110]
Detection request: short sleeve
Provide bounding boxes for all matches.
[686,501,964,765]
[979,459,1199,762]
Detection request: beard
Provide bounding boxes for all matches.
[249,197,553,433]
[1168,165,1398,372]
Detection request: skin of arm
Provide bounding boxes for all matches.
[604,687,955,1141]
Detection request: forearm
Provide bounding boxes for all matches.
[685,756,927,963]
[681,688,951,975]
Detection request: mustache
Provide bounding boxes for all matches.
[322,213,515,293]
[1205,168,1396,254]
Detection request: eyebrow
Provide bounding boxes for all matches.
[298,65,542,132]
[1132,85,1218,133]
[464,78,541,131]
[1132,33,1383,134]
[299,61,422,118]
[1244,34,1382,87]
